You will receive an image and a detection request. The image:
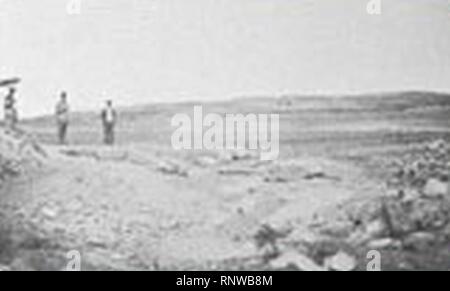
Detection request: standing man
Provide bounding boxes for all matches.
[4,87,18,130]
[101,100,117,145]
[55,92,70,144]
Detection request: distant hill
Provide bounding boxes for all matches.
[19,91,450,149]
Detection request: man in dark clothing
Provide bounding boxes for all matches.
[55,92,70,144]
[4,87,18,130]
[101,100,117,145]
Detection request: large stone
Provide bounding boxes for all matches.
[278,226,323,255]
[402,189,421,203]
[324,251,357,271]
[41,205,59,219]
[403,232,436,251]
[367,238,401,250]
[384,197,449,236]
[427,140,445,152]
[382,199,417,236]
[270,251,326,271]
[365,219,388,238]
[346,219,388,246]
[344,198,384,229]
[423,179,448,198]
[410,198,450,230]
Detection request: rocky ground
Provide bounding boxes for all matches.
[1,93,449,271]
[285,139,450,271]
[0,141,374,270]
[1,132,449,271]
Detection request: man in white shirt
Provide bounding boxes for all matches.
[101,100,117,145]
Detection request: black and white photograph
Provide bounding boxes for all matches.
[0,0,449,274]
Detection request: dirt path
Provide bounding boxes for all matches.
[0,145,382,270]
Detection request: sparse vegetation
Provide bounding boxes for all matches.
[1,92,450,270]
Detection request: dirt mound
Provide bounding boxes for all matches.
[0,127,47,182]
[0,127,50,270]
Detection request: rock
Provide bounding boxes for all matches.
[265,220,293,238]
[0,264,11,271]
[346,219,388,246]
[427,140,445,152]
[228,150,258,161]
[344,198,384,229]
[278,226,322,255]
[365,219,388,239]
[194,155,218,167]
[383,195,450,235]
[367,238,401,250]
[423,179,448,198]
[403,232,436,251]
[386,189,401,199]
[254,224,289,250]
[324,251,357,271]
[347,229,372,246]
[410,198,450,230]
[41,205,58,219]
[402,189,421,203]
[263,175,289,183]
[270,251,326,271]
[303,172,328,181]
[382,198,418,236]
[442,224,450,240]
[317,219,354,238]
[218,167,259,176]
[156,160,188,177]
[285,226,322,245]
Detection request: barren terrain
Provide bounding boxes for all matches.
[1,91,449,270]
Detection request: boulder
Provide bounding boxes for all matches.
[382,199,417,236]
[347,219,389,246]
[427,140,445,152]
[365,219,389,239]
[402,189,421,203]
[270,251,326,271]
[412,198,450,229]
[285,226,322,246]
[367,238,401,250]
[324,251,357,271]
[41,204,59,219]
[278,226,323,255]
[423,179,448,198]
[403,232,436,251]
[383,196,450,235]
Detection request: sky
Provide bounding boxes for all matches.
[0,0,449,117]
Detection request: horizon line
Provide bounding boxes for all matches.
[21,89,450,121]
